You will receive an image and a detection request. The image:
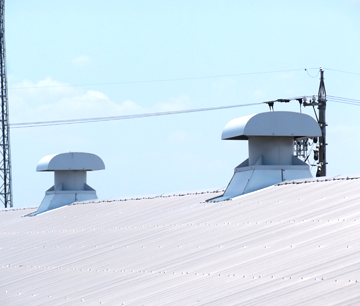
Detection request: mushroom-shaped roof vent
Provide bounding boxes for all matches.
[36,152,105,172]
[222,111,322,140]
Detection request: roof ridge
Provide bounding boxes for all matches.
[276,175,360,186]
[70,189,224,206]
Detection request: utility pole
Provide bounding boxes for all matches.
[0,0,12,208]
[316,67,327,177]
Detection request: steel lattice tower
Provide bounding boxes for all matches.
[0,0,12,208]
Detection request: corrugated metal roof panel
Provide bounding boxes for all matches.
[0,181,359,305]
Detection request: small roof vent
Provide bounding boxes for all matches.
[30,152,105,215]
[209,111,321,202]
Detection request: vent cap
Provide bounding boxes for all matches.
[222,111,321,140]
[37,152,105,172]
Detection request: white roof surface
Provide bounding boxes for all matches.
[1,178,360,305]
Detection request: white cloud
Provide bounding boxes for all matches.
[17,90,145,122]
[9,77,82,121]
[9,77,193,124]
[167,130,194,145]
[154,95,191,112]
[45,91,144,118]
[11,76,78,99]
[72,55,91,66]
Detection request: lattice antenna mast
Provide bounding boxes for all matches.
[0,0,12,208]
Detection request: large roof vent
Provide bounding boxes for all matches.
[210,111,321,201]
[30,152,105,215]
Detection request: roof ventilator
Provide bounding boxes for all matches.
[209,111,321,201]
[29,152,105,215]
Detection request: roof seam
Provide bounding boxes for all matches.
[275,176,360,186]
[0,207,38,213]
[70,190,224,206]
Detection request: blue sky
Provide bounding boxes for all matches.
[5,0,360,208]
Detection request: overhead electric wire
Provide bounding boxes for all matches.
[327,95,360,106]
[323,68,360,76]
[10,102,264,129]
[328,101,360,106]
[327,95,360,103]
[305,68,319,78]
[8,68,318,90]
[8,67,360,91]
[12,94,359,129]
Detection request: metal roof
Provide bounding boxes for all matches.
[1,179,360,305]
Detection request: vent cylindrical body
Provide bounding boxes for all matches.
[248,136,293,166]
[54,170,87,191]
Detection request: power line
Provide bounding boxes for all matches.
[327,95,360,106]
[330,100,360,106]
[327,95,360,103]
[10,95,360,129]
[7,68,360,91]
[305,68,319,78]
[10,102,265,129]
[8,68,318,90]
[328,101,360,106]
[324,68,360,76]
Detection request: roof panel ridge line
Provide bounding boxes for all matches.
[275,175,360,185]
[70,189,224,204]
